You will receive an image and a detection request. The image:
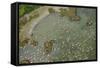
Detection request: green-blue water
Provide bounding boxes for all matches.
[19,8,96,63]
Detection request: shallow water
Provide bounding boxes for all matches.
[19,8,96,63]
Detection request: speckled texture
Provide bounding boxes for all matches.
[19,7,96,64]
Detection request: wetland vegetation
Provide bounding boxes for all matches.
[19,5,96,64]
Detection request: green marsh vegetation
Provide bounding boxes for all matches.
[59,8,68,17]
[48,8,56,13]
[19,5,40,30]
[19,4,40,17]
